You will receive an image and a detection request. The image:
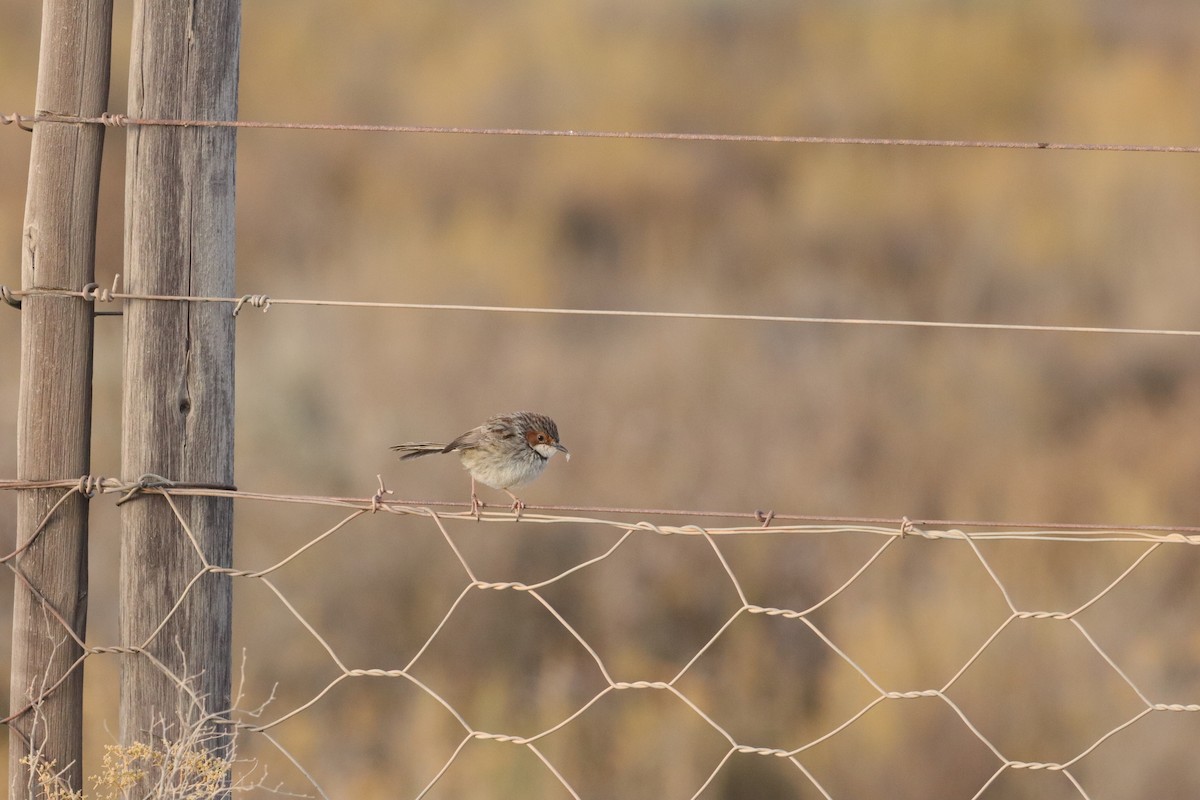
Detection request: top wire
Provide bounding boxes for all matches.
[5,282,1200,339]
[5,111,1200,154]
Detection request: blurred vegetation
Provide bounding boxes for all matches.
[3,0,1200,797]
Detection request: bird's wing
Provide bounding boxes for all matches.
[442,425,486,453]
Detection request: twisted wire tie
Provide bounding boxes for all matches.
[113,474,238,506]
[370,474,392,513]
[233,294,271,316]
[77,475,107,498]
[83,274,122,316]
[116,473,177,506]
[82,283,113,303]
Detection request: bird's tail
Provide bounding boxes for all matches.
[390,442,449,460]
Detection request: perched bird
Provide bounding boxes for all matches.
[392,411,569,517]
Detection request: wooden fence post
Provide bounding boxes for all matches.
[118,0,240,778]
[8,0,112,795]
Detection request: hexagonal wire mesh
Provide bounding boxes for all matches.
[4,476,1198,799]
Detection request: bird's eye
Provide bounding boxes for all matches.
[537,433,547,442]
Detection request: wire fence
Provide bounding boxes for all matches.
[6,278,1200,339]
[4,224,1200,795]
[7,111,1200,154]
[5,69,1200,799]
[3,474,1199,798]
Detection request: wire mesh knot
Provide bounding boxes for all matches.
[1153,703,1200,712]
[233,294,272,316]
[99,112,128,127]
[87,645,142,656]
[612,680,670,690]
[734,745,792,757]
[474,580,529,591]
[1007,760,1064,772]
[0,285,20,309]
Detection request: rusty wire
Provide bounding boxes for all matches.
[2,475,1199,798]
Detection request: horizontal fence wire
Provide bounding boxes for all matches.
[5,282,1200,340]
[2,475,1198,799]
[5,111,1200,154]
[2,476,1200,541]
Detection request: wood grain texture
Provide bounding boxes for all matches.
[119,0,240,776]
[9,0,112,795]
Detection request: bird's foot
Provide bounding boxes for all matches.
[505,491,526,520]
[470,492,485,521]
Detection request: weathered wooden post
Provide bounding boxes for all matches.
[8,0,112,794]
[119,0,240,781]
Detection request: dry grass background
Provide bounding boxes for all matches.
[3,0,1200,797]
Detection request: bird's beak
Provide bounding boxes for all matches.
[555,443,570,461]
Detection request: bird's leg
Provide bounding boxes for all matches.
[470,477,485,520]
[504,489,526,519]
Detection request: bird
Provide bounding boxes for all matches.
[391,412,569,517]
